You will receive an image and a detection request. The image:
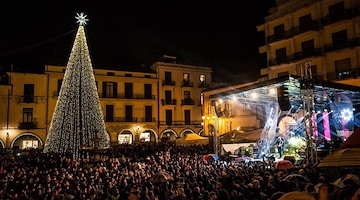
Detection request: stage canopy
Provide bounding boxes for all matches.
[209,75,360,142]
[175,134,209,145]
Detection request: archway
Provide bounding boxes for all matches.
[160,129,177,142]
[198,129,204,136]
[11,133,43,149]
[139,129,158,142]
[0,139,4,148]
[118,130,134,144]
[180,129,195,138]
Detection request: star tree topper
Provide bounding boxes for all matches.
[75,13,89,26]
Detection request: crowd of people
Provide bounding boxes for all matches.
[0,142,359,200]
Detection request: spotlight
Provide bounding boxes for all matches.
[250,92,258,99]
[6,130,9,134]
[236,127,241,131]
[232,95,237,102]
[218,99,223,104]
[341,108,353,122]
[317,111,321,114]
[201,122,204,126]
[202,116,205,120]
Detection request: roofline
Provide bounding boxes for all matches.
[210,75,360,99]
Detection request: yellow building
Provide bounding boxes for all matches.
[0,62,211,149]
[151,62,212,139]
[257,0,360,82]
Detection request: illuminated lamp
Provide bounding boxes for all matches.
[202,116,205,120]
[250,92,258,99]
[341,108,353,122]
[218,99,223,104]
[269,87,276,95]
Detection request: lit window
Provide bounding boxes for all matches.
[200,74,206,83]
[183,73,190,82]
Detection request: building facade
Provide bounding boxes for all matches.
[0,62,211,149]
[257,0,360,82]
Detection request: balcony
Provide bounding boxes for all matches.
[162,80,175,86]
[161,99,176,105]
[326,68,360,81]
[18,96,37,103]
[104,117,138,122]
[266,30,292,43]
[141,117,156,122]
[198,82,210,88]
[181,81,193,87]
[19,121,37,129]
[324,38,360,53]
[99,93,155,99]
[159,121,202,126]
[269,48,322,66]
[321,7,359,26]
[181,98,194,105]
[291,21,320,36]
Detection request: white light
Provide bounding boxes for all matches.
[341,108,353,122]
[236,127,241,131]
[201,122,204,126]
[75,13,89,26]
[218,99,223,104]
[317,111,321,114]
[250,92,258,99]
[212,116,216,119]
[269,88,276,95]
[6,130,9,134]
[202,116,205,120]
[232,95,237,101]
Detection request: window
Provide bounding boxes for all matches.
[332,30,348,48]
[329,1,345,19]
[23,84,34,103]
[165,71,172,82]
[200,93,204,105]
[165,90,172,104]
[144,84,152,99]
[301,39,314,56]
[125,105,133,122]
[299,14,312,31]
[335,58,351,79]
[200,74,206,83]
[166,110,172,125]
[23,108,33,123]
[125,73,132,77]
[184,110,191,125]
[105,105,114,122]
[274,24,285,39]
[276,48,287,63]
[183,73,190,82]
[145,106,152,122]
[125,83,133,99]
[107,72,115,76]
[102,82,117,98]
[184,91,191,99]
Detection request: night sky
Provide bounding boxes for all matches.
[0,1,275,83]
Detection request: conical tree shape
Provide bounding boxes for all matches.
[44,25,109,157]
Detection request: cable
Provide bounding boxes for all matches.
[0,28,77,57]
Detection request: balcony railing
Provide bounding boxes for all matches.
[291,21,320,36]
[198,82,210,88]
[181,98,194,105]
[19,121,37,129]
[99,93,155,99]
[104,117,138,122]
[266,30,292,43]
[18,96,37,103]
[321,7,359,26]
[162,80,175,86]
[324,38,360,53]
[141,117,156,122]
[181,81,193,87]
[161,99,176,105]
[159,121,202,126]
[269,48,321,66]
[326,68,360,81]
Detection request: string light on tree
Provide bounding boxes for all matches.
[44,13,109,157]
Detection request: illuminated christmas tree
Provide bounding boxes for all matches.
[44,13,109,157]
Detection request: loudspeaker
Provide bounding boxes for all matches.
[277,86,291,111]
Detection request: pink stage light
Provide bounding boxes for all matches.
[323,111,331,141]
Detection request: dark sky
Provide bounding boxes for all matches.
[0,1,275,83]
